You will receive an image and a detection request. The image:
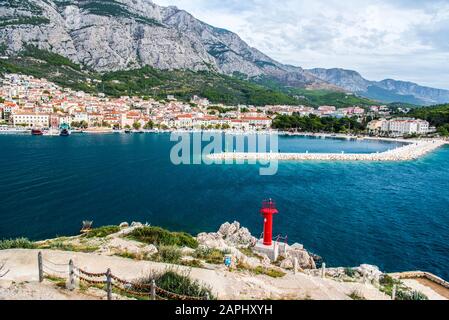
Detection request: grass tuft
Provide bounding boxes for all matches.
[152,245,182,264]
[85,225,120,238]
[135,268,215,300]
[193,247,226,265]
[0,238,36,250]
[128,226,198,249]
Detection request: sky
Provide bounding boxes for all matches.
[155,0,449,90]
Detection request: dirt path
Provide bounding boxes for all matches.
[0,249,389,300]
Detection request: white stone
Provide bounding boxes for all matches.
[119,222,129,228]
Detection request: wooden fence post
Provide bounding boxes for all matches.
[106,269,112,300]
[38,252,43,283]
[150,279,156,300]
[68,260,75,291]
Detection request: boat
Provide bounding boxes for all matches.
[124,129,132,134]
[59,123,71,136]
[60,128,70,136]
[31,128,43,136]
[43,128,60,136]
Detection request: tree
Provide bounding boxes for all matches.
[79,120,88,129]
[437,124,449,137]
[133,121,142,130]
[143,120,154,130]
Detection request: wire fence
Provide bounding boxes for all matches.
[37,252,209,301]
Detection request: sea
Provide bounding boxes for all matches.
[0,133,448,280]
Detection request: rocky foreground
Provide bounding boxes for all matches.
[0,222,446,300]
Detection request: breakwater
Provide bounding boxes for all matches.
[208,140,447,162]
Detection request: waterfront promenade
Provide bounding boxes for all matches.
[208,139,447,162]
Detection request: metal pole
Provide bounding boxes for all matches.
[38,252,43,283]
[151,279,156,300]
[106,269,112,300]
[68,260,75,291]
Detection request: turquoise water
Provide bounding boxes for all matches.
[0,134,448,280]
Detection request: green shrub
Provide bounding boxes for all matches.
[253,266,286,278]
[396,290,428,301]
[180,259,204,268]
[135,268,215,300]
[193,247,225,265]
[128,227,198,249]
[153,245,182,264]
[85,225,120,238]
[0,238,35,250]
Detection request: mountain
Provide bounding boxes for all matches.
[0,0,329,89]
[307,68,449,106]
[0,0,447,106]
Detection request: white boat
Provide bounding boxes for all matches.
[43,128,60,136]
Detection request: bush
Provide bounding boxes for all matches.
[396,290,428,301]
[193,247,225,265]
[0,238,35,250]
[136,268,215,299]
[85,226,120,238]
[128,227,198,249]
[153,246,182,264]
[180,259,204,268]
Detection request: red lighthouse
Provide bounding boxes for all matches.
[260,199,279,246]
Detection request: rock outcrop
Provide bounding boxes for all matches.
[197,221,257,251]
[279,243,317,270]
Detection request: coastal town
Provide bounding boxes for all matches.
[0,74,436,137]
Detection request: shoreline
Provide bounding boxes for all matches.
[208,139,448,162]
[1,221,448,300]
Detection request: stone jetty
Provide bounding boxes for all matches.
[208,139,447,162]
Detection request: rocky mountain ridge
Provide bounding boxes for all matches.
[308,68,449,105]
[0,0,328,88]
[0,0,448,105]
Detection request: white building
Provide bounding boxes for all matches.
[12,113,50,127]
[379,118,430,136]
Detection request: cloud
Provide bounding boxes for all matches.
[154,0,449,89]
